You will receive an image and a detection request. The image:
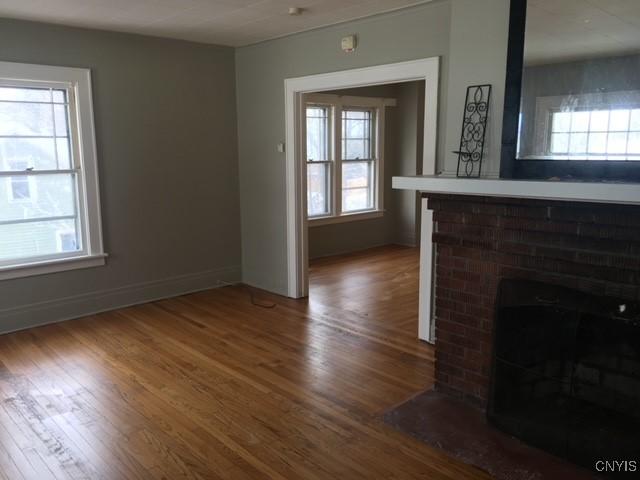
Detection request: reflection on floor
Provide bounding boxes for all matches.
[0,244,491,479]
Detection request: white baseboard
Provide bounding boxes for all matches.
[0,265,241,335]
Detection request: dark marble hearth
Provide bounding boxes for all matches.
[383,389,600,480]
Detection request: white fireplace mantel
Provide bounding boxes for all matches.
[392,175,640,206]
[392,175,640,345]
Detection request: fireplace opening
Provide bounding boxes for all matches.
[488,279,640,472]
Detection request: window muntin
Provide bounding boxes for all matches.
[305,98,382,221]
[548,108,640,160]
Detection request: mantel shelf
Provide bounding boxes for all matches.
[392,175,640,206]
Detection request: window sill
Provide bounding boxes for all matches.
[0,253,107,281]
[309,210,384,227]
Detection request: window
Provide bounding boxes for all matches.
[342,109,375,213]
[305,94,391,223]
[306,106,331,217]
[0,61,104,280]
[549,108,640,160]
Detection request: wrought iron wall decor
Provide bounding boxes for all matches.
[455,84,491,177]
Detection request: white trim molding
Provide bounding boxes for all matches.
[0,254,106,281]
[309,209,384,227]
[392,175,640,206]
[285,57,441,302]
[0,264,241,335]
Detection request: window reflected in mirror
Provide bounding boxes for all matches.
[517,0,640,162]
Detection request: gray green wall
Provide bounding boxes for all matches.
[0,19,241,332]
[392,80,425,246]
[308,82,424,259]
[235,1,452,294]
[442,0,510,177]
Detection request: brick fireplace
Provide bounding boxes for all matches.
[428,193,640,408]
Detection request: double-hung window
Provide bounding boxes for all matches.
[0,61,104,280]
[305,94,391,224]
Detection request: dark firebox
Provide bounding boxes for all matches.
[488,279,640,475]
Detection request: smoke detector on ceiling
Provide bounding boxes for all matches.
[288,7,303,16]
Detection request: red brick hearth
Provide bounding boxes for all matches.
[428,193,640,408]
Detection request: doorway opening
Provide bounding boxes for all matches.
[284,58,440,341]
[305,82,425,343]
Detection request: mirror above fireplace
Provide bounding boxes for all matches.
[500,0,640,181]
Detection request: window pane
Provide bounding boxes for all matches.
[342,109,372,160]
[56,140,72,169]
[630,109,640,131]
[628,132,640,154]
[342,188,371,212]
[552,112,571,133]
[588,132,607,154]
[0,138,58,170]
[610,110,630,131]
[550,133,569,153]
[571,111,590,132]
[0,86,51,102]
[569,133,588,153]
[307,163,329,216]
[0,102,54,136]
[344,117,365,138]
[342,161,370,189]
[1,173,76,222]
[54,104,69,137]
[306,107,329,161]
[344,139,369,160]
[590,110,609,132]
[0,218,79,262]
[608,132,628,154]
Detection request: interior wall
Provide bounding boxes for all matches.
[0,18,242,332]
[235,1,452,294]
[307,82,424,259]
[443,0,510,178]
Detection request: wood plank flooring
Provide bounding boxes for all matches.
[0,245,489,479]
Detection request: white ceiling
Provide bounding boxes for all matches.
[525,0,640,65]
[0,0,433,47]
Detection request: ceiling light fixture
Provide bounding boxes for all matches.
[288,7,303,16]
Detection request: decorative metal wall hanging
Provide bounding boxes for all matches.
[455,84,491,178]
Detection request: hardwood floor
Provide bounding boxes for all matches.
[0,245,489,479]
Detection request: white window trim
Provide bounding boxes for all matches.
[308,209,385,227]
[305,93,395,226]
[0,61,105,281]
[532,90,640,159]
